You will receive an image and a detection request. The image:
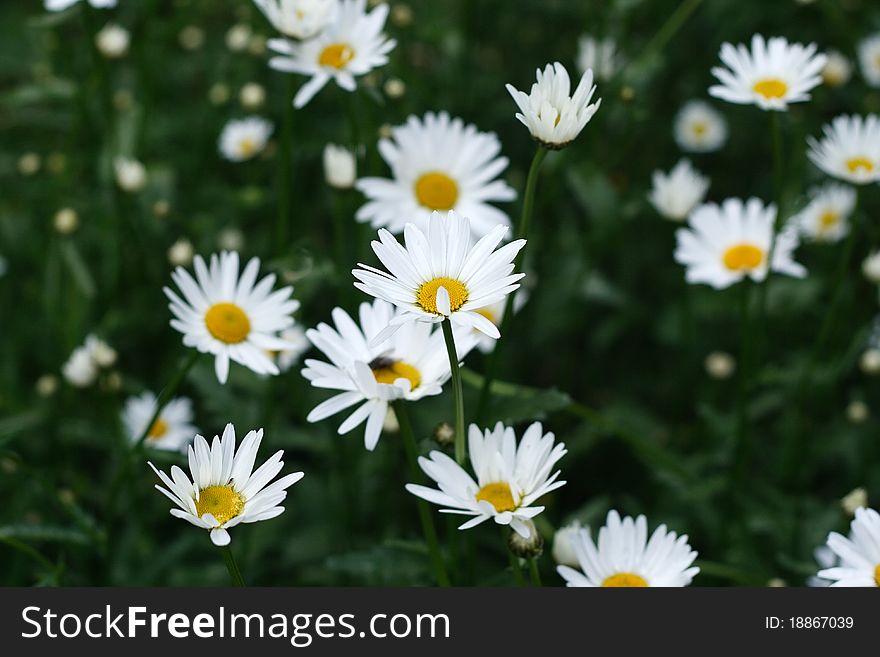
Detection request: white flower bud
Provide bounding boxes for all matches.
[323,143,356,189]
[551,521,582,567]
[705,351,736,380]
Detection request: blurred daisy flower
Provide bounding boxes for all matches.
[709,34,826,111]
[114,157,147,193]
[576,35,621,82]
[863,250,880,284]
[551,519,583,567]
[164,251,301,384]
[822,50,852,88]
[323,143,356,188]
[95,23,129,59]
[352,210,526,342]
[355,112,516,239]
[858,33,880,87]
[273,326,310,373]
[471,290,527,354]
[674,197,806,289]
[254,0,340,40]
[674,100,728,153]
[61,334,116,388]
[45,0,116,11]
[557,510,699,587]
[302,300,477,450]
[406,421,567,538]
[790,183,856,243]
[267,0,395,108]
[122,392,197,452]
[219,117,273,162]
[649,159,710,222]
[807,114,880,185]
[506,61,601,149]
[149,423,304,546]
[817,506,880,586]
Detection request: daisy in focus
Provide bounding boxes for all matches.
[674,100,728,153]
[164,251,300,384]
[817,506,880,586]
[674,197,806,289]
[649,159,710,222]
[576,35,621,82]
[219,117,273,162]
[858,33,880,87]
[709,34,826,110]
[149,423,304,546]
[807,114,880,185]
[122,391,197,452]
[302,299,477,450]
[352,210,526,342]
[267,0,395,109]
[790,183,856,243]
[405,421,567,538]
[557,510,699,587]
[356,112,516,240]
[253,0,339,40]
[505,61,601,148]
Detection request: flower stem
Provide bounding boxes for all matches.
[221,544,246,587]
[394,401,451,587]
[440,319,467,465]
[731,280,753,486]
[133,350,200,450]
[276,76,295,253]
[528,557,543,587]
[635,0,705,66]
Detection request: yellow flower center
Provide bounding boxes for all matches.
[195,485,245,525]
[369,356,421,390]
[602,572,649,587]
[318,43,355,69]
[147,417,168,440]
[752,78,788,99]
[416,277,469,315]
[238,137,258,158]
[692,121,708,136]
[205,302,251,344]
[874,563,880,587]
[414,172,459,210]
[819,210,840,230]
[846,157,874,173]
[722,243,764,272]
[475,482,517,512]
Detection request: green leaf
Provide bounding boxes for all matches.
[0,525,90,546]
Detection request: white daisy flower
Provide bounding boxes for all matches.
[352,210,526,342]
[219,117,273,162]
[858,33,880,87]
[267,0,396,109]
[84,334,117,367]
[709,34,827,111]
[674,100,728,153]
[323,143,356,188]
[45,0,116,11]
[864,250,880,284]
[790,183,856,243]
[557,510,699,587]
[62,346,98,388]
[808,545,837,587]
[114,157,147,192]
[807,114,880,185]
[405,421,567,538]
[649,159,710,222]
[274,326,310,372]
[471,290,527,354]
[302,299,477,450]
[149,423,304,546]
[164,251,301,384]
[355,112,516,240]
[552,520,583,567]
[674,197,806,289]
[254,0,340,40]
[505,61,601,148]
[95,23,129,59]
[122,391,197,452]
[817,506,880,586]
[822,50,852,88]
[576,35,621,82]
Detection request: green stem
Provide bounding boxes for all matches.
[441,319,467,465]
[221,545,246,587]
[636,0,705,65]
[276,76,295,253]
[528,557,543,587]
[755,112,785,342]
[133,350,200,450]
[731,280,753,485]
[507,546,525,586]
[395,401,451,587]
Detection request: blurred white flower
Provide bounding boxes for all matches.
[807,115,880,185]
[790,183,856,243]
[218,227,245,251]
[822,50,852,88]
[863,250,880,284]
[62,346,98,388]
[178,26,205,51]
[857,33,880,87]
[35,374,58,398]
[209,83,231,105]
[860,348,880,375]
[18,153,41,176]
[114,157,147,192]
[576,35,621,82]
[674,100,727,153]
[649,159,709,222]
[226,24,252,52]
[239,82,266,110]
[95,23,130,59]
[846,401,869,424]
[219,117,273,162]
[45,0,116,11]
[383,77,405,98]
[254,0,340,40]
[323,143,356,188]
[841,488,868,517]
[167,238,194,267]
[705,351,736,380]
[274,326,310,372]
[817,506,880,586]
[122,391,198,452]
[53,207,79,235]
[552,520,583,567]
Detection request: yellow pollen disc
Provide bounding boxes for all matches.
[602,572,649,587]
[205,302,251,344]
[722,243,764,272]
[238,138,257,158]
[147,418,168,440]
[318,42,355,69]
[416,277,469,315]
[196,485,245,525]
[819,210,840,230]
[474,482,517,512]
[846,157,874,173]
[414,172,459,210]
[370,357,422,390]
[874,564,880,587]
[692,121,707,136]
[752,78,788,99]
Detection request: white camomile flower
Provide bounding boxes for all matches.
[406,421,567,538]
[149,423,304,546]
[506,61,601,149]
[557,510,699,587]
[808,545,838,587]
[355,112,516,239]
[323,143,356,188]
[817,506,880,586]
[95,23,129,59]
[863,250,880,284]
[302,299,477,450]
[648,159,710,222]
[822,50,852,88]
[164,251,301,384]
[352,210,526,343]
[114,157,147,193]
[253,0,340,40]
[267,0,395,109]
[576,35,621,82]
[552,520,583,567]
[62,346,98,388]
[709,34,827,111]
[122,391,198,452]
[790,183,856,243]
[807,114,880,185]
[219,117,273,162]
[858,33,880,88]
[674,197,806,289]
[45,0,116,11]
[273,326,310,372]
[674,100,728,153]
